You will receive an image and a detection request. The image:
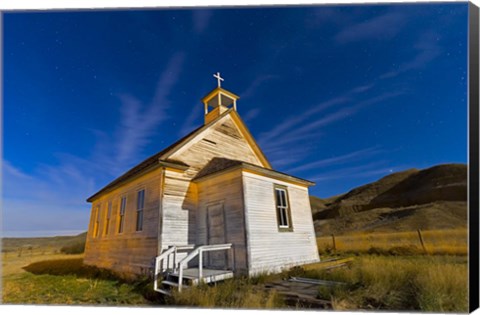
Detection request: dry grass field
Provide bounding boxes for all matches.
[1,229,468,311]
[298,255,468,312]
[316,228,467,255]
[1,240,151,305]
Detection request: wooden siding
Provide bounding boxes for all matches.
[168,114,264,171]
[242,172,320,275]
[84,168,162,276]
[160,114,265,249]
[160,169,197,251]
[197,169,248,274]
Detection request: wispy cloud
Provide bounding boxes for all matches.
[258,95,350,145]
[380,30,442,79]
[335,11,409,44]
[240,74,279,99]
[3,53,187,236]
[2,159,94,234]
[243,108,261,123]
[351,84,375,94]
[286,146,382,173]
[192,10,213,34]
[309,161,398,182]
[286,106,354,138]
[261,89,404,167]
[179,105,202,136]
[110,52,186,173]
[258,82,378,147]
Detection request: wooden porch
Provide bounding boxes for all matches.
[153,243,234,295]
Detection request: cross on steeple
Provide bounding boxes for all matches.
[202,72,239,125]
[213,72,224,87]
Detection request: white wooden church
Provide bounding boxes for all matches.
[84,73,319,293]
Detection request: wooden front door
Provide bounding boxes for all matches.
[206,202,227,268]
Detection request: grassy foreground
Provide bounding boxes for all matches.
[300,255,468,312]
[164,255,467,312]
[2,229,468,311]
[1,253,151,305]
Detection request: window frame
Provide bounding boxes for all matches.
[274,185,293,232]
[118,196,127,234]
[104,201,112,236]
[136,189,145,232]
[93,204,101,238]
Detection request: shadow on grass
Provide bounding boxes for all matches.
[23,258,119,281]
[22,258,166,304]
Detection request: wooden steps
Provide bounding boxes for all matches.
[156,268,234,296]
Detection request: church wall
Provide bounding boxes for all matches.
[161,168,197,254]
[242,172,320,276]
[84,168,162,277]
[159,114,266,257]
[196,168,248,274]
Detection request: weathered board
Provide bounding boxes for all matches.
[168,115,265,170]
[242,172,320,275]
[84,168,162,276]
[197,168,248,273]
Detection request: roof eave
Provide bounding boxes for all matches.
[202,87,240,103]
[193,163,315,187]
[86,159,188,203]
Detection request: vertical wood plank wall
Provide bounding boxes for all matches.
[84,168,162,276]
[197,169,248,274]
[242,172,320,275]
[161,168,197,251]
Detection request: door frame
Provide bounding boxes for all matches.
[206,200,227,268]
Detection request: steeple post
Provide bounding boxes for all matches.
[202,72,240,125]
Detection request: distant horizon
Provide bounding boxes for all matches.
[2,161,469,238]
[2,230,87,238]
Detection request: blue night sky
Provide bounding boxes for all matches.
[3,3,468,236]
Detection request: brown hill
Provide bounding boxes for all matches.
[2,232,87,253]
[311,163,467,236]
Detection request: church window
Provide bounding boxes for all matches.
[118,196,127,233]
[274,186,292,231]
[93,205,100,237]
[136,189,145,231]
[104,201,112,236]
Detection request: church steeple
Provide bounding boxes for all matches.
[202,72,240,125]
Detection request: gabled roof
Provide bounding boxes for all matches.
[193,157,315,187]
[159,108,272,169]
[87,108,272,202]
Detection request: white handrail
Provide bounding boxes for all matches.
[153,244,195,292]
[177,243,233,292]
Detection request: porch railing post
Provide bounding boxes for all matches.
[199,249,203,282]
[229,246,234,271]
[173,247,177,272]
[178,265,183,292]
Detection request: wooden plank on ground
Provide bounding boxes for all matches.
[302,257,354,271]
